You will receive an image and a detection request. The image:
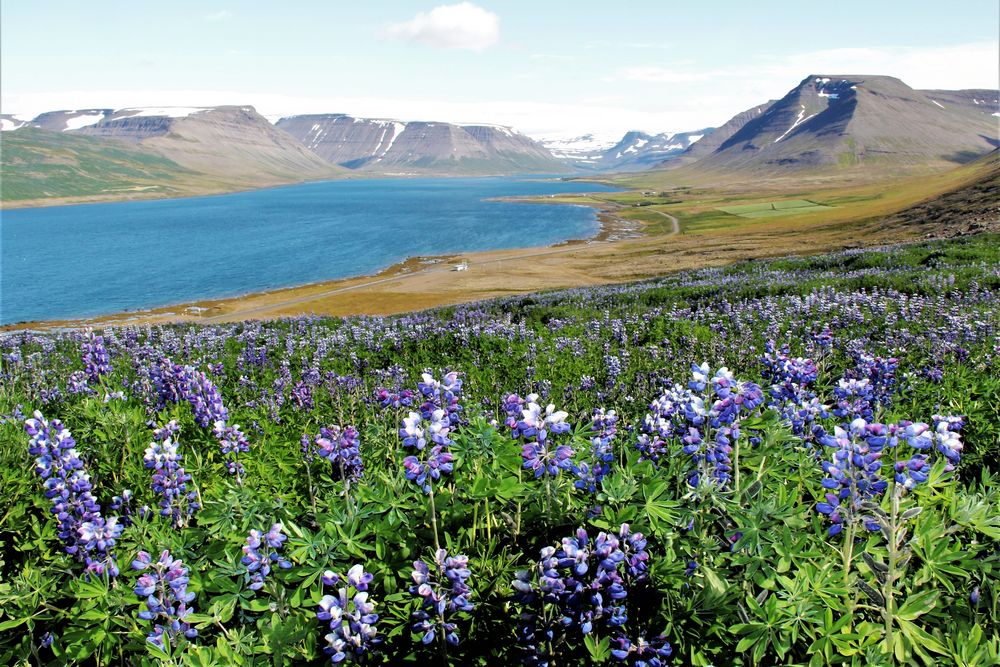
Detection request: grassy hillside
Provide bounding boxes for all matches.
[569,149,1000,238]
[0,128,196,203]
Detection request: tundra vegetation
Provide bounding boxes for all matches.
[1,235,997,666]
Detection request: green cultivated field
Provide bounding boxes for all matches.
[717,200,833,218]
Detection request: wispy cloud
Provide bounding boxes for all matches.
[614,42,999,90]
[530,53,575,62]
[204,10,233,22]
[585,40,672,50]
[384,2,499,52]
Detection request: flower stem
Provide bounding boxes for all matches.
[429,484,441,551]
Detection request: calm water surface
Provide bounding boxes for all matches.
[0,177,618,324]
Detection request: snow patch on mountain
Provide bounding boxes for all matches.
[63,113,107,131]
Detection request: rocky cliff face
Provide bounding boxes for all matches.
[667,76,998,175]
[276,114,565,174]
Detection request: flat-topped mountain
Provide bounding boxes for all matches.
[670,75,998,176]
[276,114,564,174]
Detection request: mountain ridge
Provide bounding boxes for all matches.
[275,114,565,174]
[660,76,998,177]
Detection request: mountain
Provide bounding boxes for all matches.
[276,114,565,174]
[659,102,776,169]
[73,106,338,183]
[664,75,998,176]
[544,129,713,172]
[2,106,341,205]
[539,133,620,166]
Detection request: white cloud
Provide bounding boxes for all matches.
[384,2,499,51]
[204,10,233,21]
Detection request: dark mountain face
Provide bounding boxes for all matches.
[276,115,564,174]
[668,76,998,175]
[659,102,776,169]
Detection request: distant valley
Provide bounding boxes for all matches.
[1,73,997,207]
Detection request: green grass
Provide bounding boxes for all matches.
[717,199,833,218]
[0,128,195,202]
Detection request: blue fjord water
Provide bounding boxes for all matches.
[0,177,619,324]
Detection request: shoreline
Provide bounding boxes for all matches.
[0,171,596,211]
[2,198,637,330]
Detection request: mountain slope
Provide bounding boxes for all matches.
[672,75,997,176]
[0,128,196,203]
[276,114,565,174]
[659,101,776,169]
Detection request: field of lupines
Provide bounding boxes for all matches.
[1,234,998,666]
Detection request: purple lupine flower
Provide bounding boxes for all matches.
[143,428,199,528]
[410,549,474,646]
[81,330,111,383]
[513,524,650,662]
[610,634,673,665]
[183,368,229,428]
[67,370,92,395]
[815,418,889,536]
[503,393,528,435]
[402,447,454,494]
[110,489,135,527]
[307,425,364,482]
[931,419,964,468]
[400,408,454,493]
[25,411,121,577]
[516,397,574,478]
[417,372,463,426]
[318,565,380,663]
[132,550,197,649]
[291,381,314,411]
[212,420,250,480]
[376,388,414,409]
[242,523,292,591]
[640,364,760,488]
[574,408,618,493]
[832,378,876,421]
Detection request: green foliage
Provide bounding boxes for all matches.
[0,235,997,664]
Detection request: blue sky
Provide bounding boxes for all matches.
[2,1,997,138]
